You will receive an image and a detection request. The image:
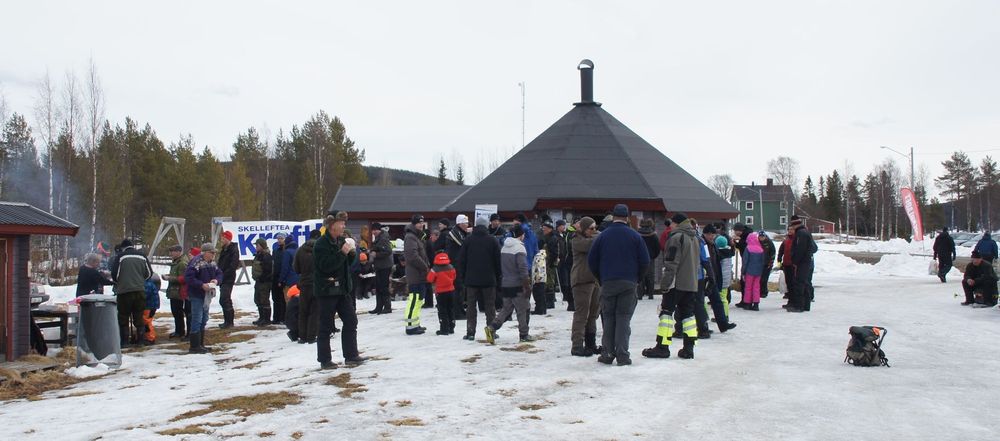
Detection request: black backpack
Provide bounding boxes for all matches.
[844,326,890,367]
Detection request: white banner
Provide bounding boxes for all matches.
[474,204,498,224]
[222,219,324,260]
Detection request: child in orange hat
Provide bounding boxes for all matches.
[426,251,457,335]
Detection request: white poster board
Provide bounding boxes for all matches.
[221,219,324,260]
[474,204,498,224]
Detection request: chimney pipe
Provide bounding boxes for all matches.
[767,178,774,187]
[577,59,596,105]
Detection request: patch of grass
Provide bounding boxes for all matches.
[291,432,303,440]
[494,388,517,397]
[460,354,482,363]
[396,400,412,407]
[325,373,368,398]
[157,425,209,436]
[518,401,553,411]
[500,344,541,353]
[522,415,541,420]
[387,417,425,426]
[258,432,275,437]
[556,379,574,387]
[138,375,159,380]
[233,361,263,370]
[313,418,329,424]
[0,369,110,402]
[378,401,388,407]
[569,420,584,424]
[57,390,102,398]
[171,391,302,421]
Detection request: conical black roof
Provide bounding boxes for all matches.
[445,103,736,216]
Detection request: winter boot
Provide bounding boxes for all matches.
[641,336,671,358]
[718,321,737,333]
[188,333,207,354]
[200,332,213,352]
[484,326,496,345]
[677,336,695,359]
[584,332,602,355]
[750,303,759,311]
[597,353,615,365]
[571,346,592,357]
[436,321,448,336]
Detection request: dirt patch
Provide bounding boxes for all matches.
[396,400,412,407]
[171,391,302,421]
[57,390,102,399]
[233,361,263,370]
[522,415,541,420]
[387,417,425,426]
[325,373,368,398]
[556,379,574,387]
[500,344,541,354]
[157,424,210,436]
[291,432,303,440]
[258,432,275,437]
[460,354,482,363]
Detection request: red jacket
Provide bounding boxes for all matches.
[659,226,673,251]
[427,253,457,294]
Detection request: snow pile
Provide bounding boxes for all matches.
[65,364,111,378]
[813,250,869,275]
[873,253,934,277]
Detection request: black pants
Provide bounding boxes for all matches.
[759,267,771,298]
[661,288,697,322]
[692,280,710,332]
[316,295,359,364]
[559,260,574,304]
[792,261,814,310]
[531,282,547,314]
[638,265,656,298]
[938,259,953,279]
[271,281,286,322]
[703,281,730,329]
[116,291,145,345]
[298,283,319,340]
[375,268,392,313]
[286,295,300,339]
[782,266,794,299]
[436,291,456,332]
[169,298,191,336]
[219,283,235,324]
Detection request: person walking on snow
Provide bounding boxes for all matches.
[588,204,650,366]
[932,228,956,283]
[486,224,534,344]
[973,232,997,264]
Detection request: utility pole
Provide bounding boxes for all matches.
[518,82,525,149]
[881,145,914,189]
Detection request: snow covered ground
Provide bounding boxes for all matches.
[5,254,999,440]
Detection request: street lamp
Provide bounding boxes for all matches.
[880,145,915,190]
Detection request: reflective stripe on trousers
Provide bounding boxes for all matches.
[405,293,423,328]
[656,314,676,345]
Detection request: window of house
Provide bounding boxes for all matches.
[779,216,787,225]
[780,201,788,211]
[745,215,754,225]
[745,201,754,211]
[819,225,826,233]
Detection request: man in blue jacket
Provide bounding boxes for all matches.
[587,204,650,366]
[974,232,998,264]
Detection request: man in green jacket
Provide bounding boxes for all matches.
[314,211,365,369]
[163,245,190,339]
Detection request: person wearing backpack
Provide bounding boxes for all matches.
[787,216,817,313]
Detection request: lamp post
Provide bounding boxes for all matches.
[880,145,914,190]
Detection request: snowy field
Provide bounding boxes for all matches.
[3,247,999,440]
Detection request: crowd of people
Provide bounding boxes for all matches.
[75,206,822,369]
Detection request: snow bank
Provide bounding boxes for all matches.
[813,250,869,275]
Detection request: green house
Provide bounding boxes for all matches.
[730,180,795,232]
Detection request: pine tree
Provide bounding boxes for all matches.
[980,156,997,230]
[935,151,977,230]
[456,164,465,185]
[821,170,844,226]
[229,158,260,220]
[438,158,447,185]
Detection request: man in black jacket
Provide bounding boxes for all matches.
[556,220,575,310]
[76,253,114,297]
[370,222,394,314]
[217,231,240,328]
[271,233,287,324]
[444,215,470,317]
[458,216,502,340]
[933,228,956,283]
[963,251,998,306]
[788,216,817,312]
[637,218,661,300]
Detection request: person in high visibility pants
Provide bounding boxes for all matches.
[403,214,431,335]
[142,273,162,345]
[643,214,700,359]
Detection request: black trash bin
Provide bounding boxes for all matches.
[76,294,122,368]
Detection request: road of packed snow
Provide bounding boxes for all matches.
[3,244,997,440]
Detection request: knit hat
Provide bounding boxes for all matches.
[434,252,451,265]
[489,213,500,222]
[671,212,688,224]
[168,244,183,252]
[579,216,596,232]
[438,218,450,227]
[612,204,629,217]
[254,238,268,247]
[222,231,233,241]
[328,210,349,223]
[475,216,489,228]
[275,232,287,240]
[372,222,383,230]
[411,214,425,224]
[309,230,321,239]
[639,218,654,229]
[664,219,672,226]
[603,214,613,223]
[200,242,216,254]
[703,224,717,235]
[515,213,528,224]
[119,238,133,249]
[789,216,803,228]
[456,214,469,225]
[190,247,201,256]
[542,222,554,230]
[556,219,567,227]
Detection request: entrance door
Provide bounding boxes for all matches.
[0,238,7,360]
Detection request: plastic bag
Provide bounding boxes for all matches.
[928,260,937,276]
[778,270,787,294]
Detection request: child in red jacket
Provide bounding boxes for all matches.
[427,251,457,335]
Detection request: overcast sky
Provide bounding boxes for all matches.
[2,1,999,196]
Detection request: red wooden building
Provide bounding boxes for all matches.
[0,202,78,361]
